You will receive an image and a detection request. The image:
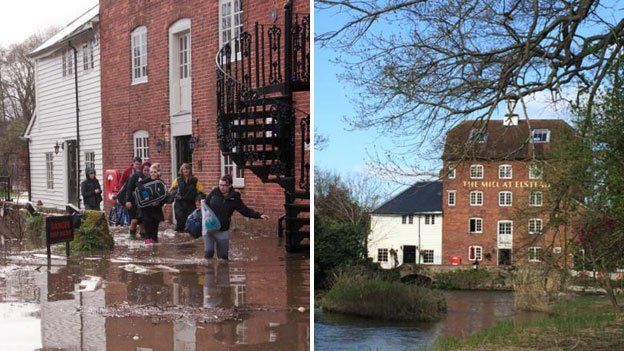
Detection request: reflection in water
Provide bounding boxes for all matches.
[0,232,309,350]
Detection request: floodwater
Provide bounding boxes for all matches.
[0,227,310,351]
[315,290,545,351]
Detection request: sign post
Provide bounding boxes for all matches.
[45,215,74,264]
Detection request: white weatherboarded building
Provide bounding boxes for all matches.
[23,5,101,209]
[368,181,443,268]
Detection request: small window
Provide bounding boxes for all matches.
[82,41,94,71]
[528,218,542,235]
[84,152,95,171]
[470,164,483,179]
[469,190,483,206]
[469,128,488,143]
[532,129,550,143]
[498,191,512,206]
[468,246,483,261]
[131,26,148,83]
[62,50,73,77]
[528,247,541,262]
[221,153,245,188]
[401,215,407,224]
[408,215,414,224]
[45,152,54,189]
[529,164,543,179]
[133,130,149,159]
[178,33,190,79]
[378,248,389,262]
[469,218,482,233]
[447,190,456,206]
[447,165,456,179]
[553,247,562,254]
[425,214,435,225]
[498,164,512,179]
[219,0,243,57]
[498,221,513,236]
[421,250,434,264]
[529,191,543,207]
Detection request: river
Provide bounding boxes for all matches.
[315,290,545,351]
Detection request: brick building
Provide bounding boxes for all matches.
[441,118,576,266]
[99,0,310,237]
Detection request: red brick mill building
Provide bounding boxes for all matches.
[441,117,576,266]
[100,0,310,249]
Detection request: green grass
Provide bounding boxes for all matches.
[320,274,447,322]
[423,296,624,350]
[433,269,499,290]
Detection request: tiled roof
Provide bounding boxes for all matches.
[373,181,442,214]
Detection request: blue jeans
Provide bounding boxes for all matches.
[203,230,230,260]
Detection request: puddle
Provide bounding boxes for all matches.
[0,228,309,350]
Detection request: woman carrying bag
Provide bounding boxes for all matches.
[137,164,167,244]
[169,163,204,232]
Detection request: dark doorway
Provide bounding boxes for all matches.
[175,135,193,173]
[403,245,417,264]
[65,140,79,206]
[498,249,512,266]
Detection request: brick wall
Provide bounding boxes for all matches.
[100,0,309,221]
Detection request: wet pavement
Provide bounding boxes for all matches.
[0,224,310,351]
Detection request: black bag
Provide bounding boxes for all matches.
[134,180,168,208]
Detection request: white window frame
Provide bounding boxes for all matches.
[133,130,149,160]
[529,164,543,179]
[131,26,148,84]
[530,191,543,207]
[45,152,54,189]
[62,49,73,77]
[528,247,541,262]
[497,220,513,236]
[469,217,483,233]
[219,0,243,60]
[469,128,487,143]
[82,40,94,71]
[401,215,407,224]
[447,190,456,206]
[169,19,192,115]
[498,191,512,206]
[378,248,389,262]
[498,164,512,179]
[469,190,483,206]
[531,129,550,143]
[84,151,95,171]
[528,218,543,235]
[421,250,434,264]
[221,153,245,188]
[447,165,456,179]
[425,214,435,225]
[470,164,483,179]
[468,245,483,261]
[408,214,414,224]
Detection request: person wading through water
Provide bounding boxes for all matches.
[169,163,204,232]
[203,174,269,260]
[81,168,103,210]
[125,161,151,239]
[138,163,166,244]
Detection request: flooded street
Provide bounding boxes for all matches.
[315,290,545,351]
[0,226,310,351]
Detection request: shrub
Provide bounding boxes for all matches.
[24,213,45,248]
[320,273,447,322]
[70,211,114,252]
[433,269,493,290]
[512,266,566,312]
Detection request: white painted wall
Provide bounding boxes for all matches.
[28,29,102,209]
[368,213,443,268]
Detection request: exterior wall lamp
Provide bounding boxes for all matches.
[54,141,64,155]
[156,122,170,154]
[156,139,165,154]
[189,118,200,153]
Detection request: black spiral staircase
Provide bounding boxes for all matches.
[216,3,309,251]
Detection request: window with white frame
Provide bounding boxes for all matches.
[468,245,483,261]
[62,49,73,77]
[529,163,543,179]
[528,247,541,262]
[422,250,434,264]
[447,165,456,179]
[170,19,192,114]
[221,153,244,187]
[378,248,389,262]
[219,0,243,57]
[425,214,435,225]
[82,41,94,71]
[131,26,148,83]
[45,152,54,189]
[469,218,482,233]
[498,164,512,179]
[401,215,407,224]
[498,220,513,236]
[531,129,550,143]
[469,190,483,206]
[408,214,414,224]
[447,190,456,206]
[469,128,487,143]
[133,130,149,160]
[498,191,512,206]
[528,218,543,235]
[530,191,543,207]
[84,152,95,171]
[470,164,483,179]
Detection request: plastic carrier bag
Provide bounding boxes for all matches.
[201,200,221,236]
[134,180,168,208]
[185,208,202,239]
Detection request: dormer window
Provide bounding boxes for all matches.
[469,128,487,143]
[532,129,550,143]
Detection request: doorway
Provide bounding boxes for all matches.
[498,249,512,266]
[175,135,193,174]
[403,245,417,264]
[65,140,79,206]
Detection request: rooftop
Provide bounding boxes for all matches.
[372,181,442,215]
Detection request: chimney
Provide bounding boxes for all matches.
[504,113,518,126]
